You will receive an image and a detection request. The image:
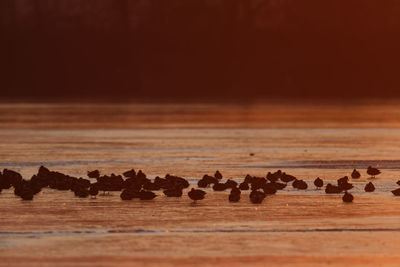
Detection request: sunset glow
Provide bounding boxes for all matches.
[1,1,400,266]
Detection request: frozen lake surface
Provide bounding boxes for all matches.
[1,101,400,266]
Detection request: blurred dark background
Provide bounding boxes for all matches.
[1,0,400,100]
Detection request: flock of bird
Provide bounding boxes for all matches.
[1,165,400,204]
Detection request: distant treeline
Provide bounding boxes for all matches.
[1,0,400,99]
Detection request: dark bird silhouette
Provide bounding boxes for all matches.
[364,182,375,192]
[280,173,296,184]
[137,170,147,180]
[271,181,286,190]
[337,176,353,191]
[228,194,240,202]
[250,177,267,191]
[1,169,23,189]
[351,169,361,179]
[213,183,228,191]
[120,188,141,200]
[163,188,183,197]
[297,180,308,190]
[197,179,208,188]
[120,190,132,200]
[342,192,354,203]
[154,176,170,189]
[188,188,206,203]
[143,181,161,191]
[224,179,238,189]
[15,182,36,200]
[214,170,223,180]
[89,185,99,198]
[367,166,381,179]
[123,169,136,178]
[198,175,218,188]
[74,187,89,198]
[37,165,50,177]
[325,183,342,194]
[292,179,300,189]
[293,179,308,190]
[391,188,400,196]
[314,177,323,189]
[244,174,254,184]
[165,174,189,189]
[262,183,277,195]
[139,190,156,200]
[338,181,353,192]
[87,170,100,179]
[337,176,349,186]
[239,182,249,190]
[229,188,241,202]
[266,172,279,183]
[20,191,34,200]
[250,190,266,204]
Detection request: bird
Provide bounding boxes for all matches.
[262,183,277,195]
[342,192,354,203]
[239,182,249,190]
[163,188,183,197]
[297,180,308,190]
[325,183,342,194]
[251,177,266,191]
[351,169,361,179]
[391,188,400,196]
[271,181,286,190]
[89,185,99,198]
[17,185,35,201]
[136,170,147,180]
[188,188,206,203]
[266,172,279,183]
[123,169,136,178]
[337,176,349,186]
[214,170,223,180]
[197,179,208,188]
[120,188,140,200]
[293,179,308,190]
[198,175,218,188]
[337,176,353,191]
[224,179,238,189]
[367,166,381,179]
[120,190,132,200]
[249,190,266,204]
[338,181,353,192]
[139,190,157,200]
[20,192,34,201]
[74,187,89,198]
[313,177,323,189]
[364,182,375,192]
[280,173,296,184]
[87,170,100,179]
[212,183,228,191]
[229,188,241,202]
